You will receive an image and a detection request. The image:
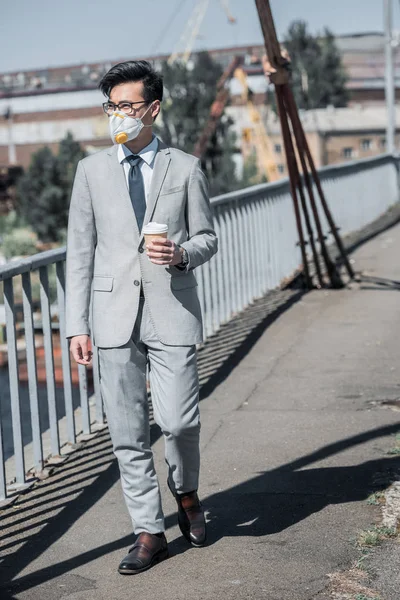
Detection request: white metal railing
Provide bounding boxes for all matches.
[199,153,400,338]
[0,249,104,502]
[0,153,399,502]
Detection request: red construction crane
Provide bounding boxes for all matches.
[193,55,241,158]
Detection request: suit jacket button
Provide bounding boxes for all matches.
[139,247,144,254]
[134,280,140,286]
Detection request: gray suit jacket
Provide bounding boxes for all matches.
[65,139,218,348]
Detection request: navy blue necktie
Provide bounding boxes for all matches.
[127,155,146,232]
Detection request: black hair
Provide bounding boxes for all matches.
[99,60,163,103]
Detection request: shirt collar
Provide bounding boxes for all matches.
[117,135,159,167]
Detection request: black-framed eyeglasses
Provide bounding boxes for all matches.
[102,100,147,116]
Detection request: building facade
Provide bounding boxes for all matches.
[227,103,400,180]
[0,33,398,179]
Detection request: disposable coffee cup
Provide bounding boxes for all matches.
[142,222,168,245]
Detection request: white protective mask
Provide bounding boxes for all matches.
[108,103,154,145]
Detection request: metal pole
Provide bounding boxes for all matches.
[5,107,17,165]
[384,0,395,153]
[276,88,312,288]
[283,86,345,286]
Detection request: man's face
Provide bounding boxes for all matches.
[109,81,160,126]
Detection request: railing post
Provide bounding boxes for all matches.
[213,208,224,331]
[3,278,25,485]
[232,202,243,313]
[253,199,261,295]
[21,271,44,474]
[78,364,90,435]
[196,264,206,341]
[203,261,213,338]
[224,208,235,320]
[0,417,6,501]
[39,265,60,457]
[92,345,104,425]
[219,207,231,323]
[56,261,76,445]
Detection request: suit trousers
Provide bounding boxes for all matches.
[98,297,200,534]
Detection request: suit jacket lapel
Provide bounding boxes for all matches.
[107,145,140,240]
[140,142,171,244]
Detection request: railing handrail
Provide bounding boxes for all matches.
[0,247,66,281]
[317,152,399,179]
[210,153,399,208]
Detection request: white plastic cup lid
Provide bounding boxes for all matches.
[142,222,168,235]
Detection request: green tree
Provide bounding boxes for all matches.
[318,28,349,108]
[17,146,61,242]
[156,52,239,196]
[16,132,86,243]
[57,131,86,199]
[284,21,348,110]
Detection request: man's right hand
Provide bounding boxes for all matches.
[70,335,93,366]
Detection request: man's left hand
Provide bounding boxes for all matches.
[146,239,183,266]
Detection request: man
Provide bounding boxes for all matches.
[65,60,218,575]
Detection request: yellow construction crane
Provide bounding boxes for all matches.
[168,0,210,66]
[167,0,236,66]
[234,67,280,182]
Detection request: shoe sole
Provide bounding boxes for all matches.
[118,548,169,575]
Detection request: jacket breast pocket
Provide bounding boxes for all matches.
[160,184,185,196]
[93,276,114,292]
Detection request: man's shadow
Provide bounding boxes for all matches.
[165,422,400,543]
[202,457,400,542]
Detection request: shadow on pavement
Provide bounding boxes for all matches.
[204,427,400,542]
[1,422,400,599]
[358,274,400,291]
[198,290,304,401]
[1,287,399,598]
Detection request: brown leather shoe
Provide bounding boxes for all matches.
[118,532,169,575]
[168,481,206,547]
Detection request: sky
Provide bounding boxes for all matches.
[1,0,400,73]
